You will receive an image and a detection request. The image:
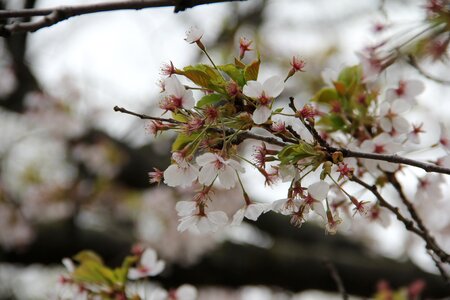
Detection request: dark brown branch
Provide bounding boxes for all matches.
[288,97,450,176]
[387,173,450,268]
[113,105,181,124]
[0,0,244,36]
[351,176,450,265]
[341,148,450,176]
[113,105,288,147]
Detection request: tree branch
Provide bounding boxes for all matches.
[113,105,288,147]
[387,173,450,273]
[0,0,244,36]
[350,176,450,265]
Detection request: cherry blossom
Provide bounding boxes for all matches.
[304,181,329,220]
[408,123,426,144]
[385,79,424,103]
[196,153,245,189]
[290,56,306,72]
[239,37,252,59]
[439,124,450,151]
[243,76,284,124]
[356,51,384,82]
[367,205,391,228]
[160,77,195,111]
[148,168,164,185]
[325,210,343,235]
[177,210,228,233]
[163,152,199,188]
[415,173,444,202]
[231,202,272,226]
[379,99,410,134]
[128,248,165,280]
[360,133,402,172]
[272,197,302,215]
[176,200,198,217]
[184,26,203,44]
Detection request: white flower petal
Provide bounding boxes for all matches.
[128,268,144,280]
[185,26,203,43]
[218,165,237,189]
[175,201,197,217]
[227,159,245,173]
[62,258,75,273]
[149,261,165,276]
[245,203,267,221]
[231,208,245,226]
[380,117,393,132]
[198,164,216,186]
[196,152,218,166]
[176,285,198,300]
[177,215,198,232]
[311,202,326,220]
[405,80,424,98]
[308,181,329,200]
[165,77,184,98]
[141,248,157,266]
[163,164,183,187]
[263,76,284,98]
[207,211,228,226]
[392,99,410,113]
[182,89,195,110]
[197,216,213,233]
[243,81,263,98]
[252,105,272,124]
[393,117,410,134]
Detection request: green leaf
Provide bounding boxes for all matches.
[337,65,362,93]
[317,114,347,132]
[172,133,199,151]
[74,250,103,264]
[244,59,260,81]
[277,142,320,164]
[114,255,138,284]
[234,57,246,69]
[196,94,224,108]
[171,112,188,122]
[311,88,339,104]
[218,64,245,86]
[72,261,115,286]
[273,107,284,114]
[183,64,225,92]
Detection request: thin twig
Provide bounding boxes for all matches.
[0,0,244,36]
[387,173,450,265]
[113,106,181,124]
[351,176,450,264]
[113,105,287,147]
[428,250,450,284]
[323,259,349,300]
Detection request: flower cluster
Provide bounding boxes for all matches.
[130,26,450,241]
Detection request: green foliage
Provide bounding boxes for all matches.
[70,250,138,294]
[311,65,376,134]
[172,133,200,151]
[218,64,246,86]
[243,58,260,81]
[277,142,324,168]
[196,94,224,108]
[182,64,226,93]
